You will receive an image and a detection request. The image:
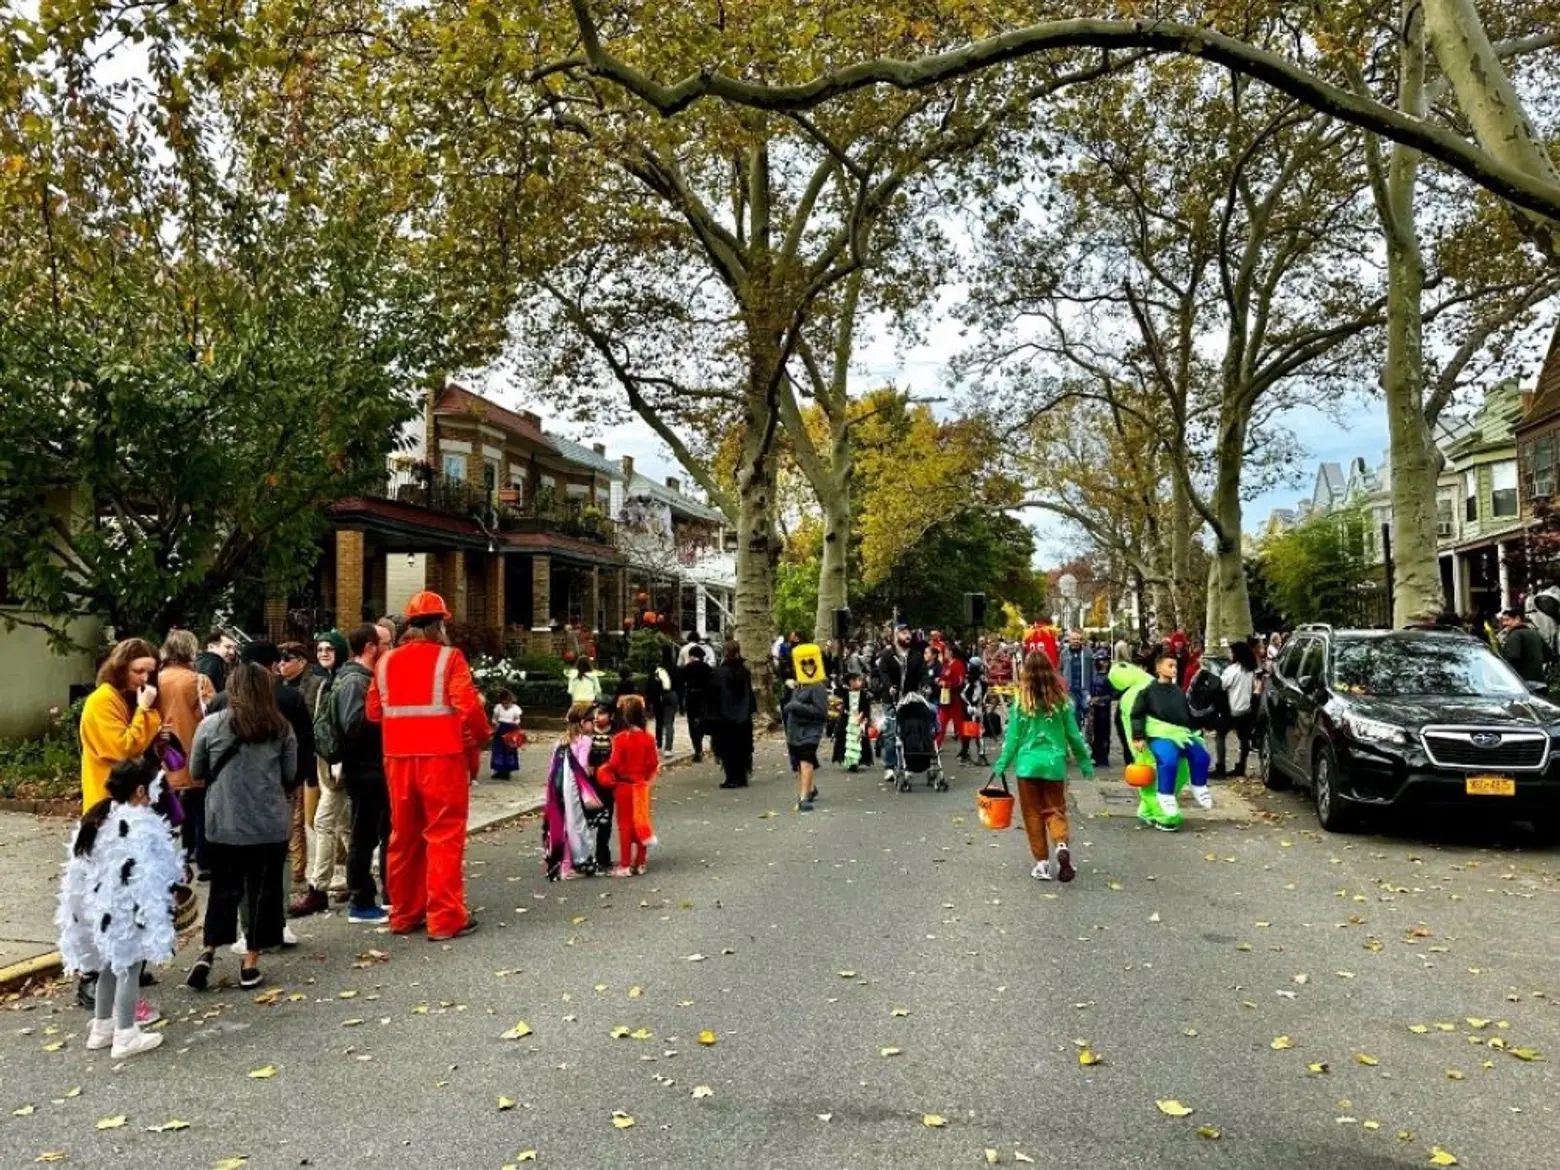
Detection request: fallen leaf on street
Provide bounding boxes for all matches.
[1013,1155,1034,1165]
[837,971,858,978]
[1270,1036,1293,1051]
[13,1105,36,1116]
[611,1111,635,1129]
[212,1158,249,1170]
[1197,1127,1222,1140]
[1509,1047,1542,1061]
[497,1097,516,1112]
[1307,1062,1330,1075]
[1466,1018,1490,1030]
[1429,1148,1459,1166]
[922,1114,947,1128]
[628,986,643,999]
[610,1027,631,1039]
[247,1066,278,1079]
[95,1117,127,1130]
[691,1086,714,1099]
[1079,1049,1102,1066]
[1446,1069,1464,1081]
[35,1154,67,1164]
[1355,1054,1379,1066]
[1409,1025,1430,1034]
[1156,1100,1194,1117]
[880,1047,903,1057]
[630,1028,654,1041]
[985,1150,1000,1165]
[698,1031,718,1046]
[147,1120,191,1132]
[892,1008,911,1017]
[501,1021,533,1040]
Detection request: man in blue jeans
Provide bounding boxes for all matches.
[1130,652,1214,822]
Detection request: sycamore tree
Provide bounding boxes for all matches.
[0,6,487,649]
[1258,504,1382,627]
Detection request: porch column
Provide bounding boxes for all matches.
[486,554,506,642]
[439,550,467,621]
[1451,550,1467,614]
[603,567,623,630]
[584,566,600,632]
[695,584,708,638]
[424,553,443,595]
[1498,542,1512,609]
[531,555,552,632]
[335,529,366,627]
[264,596,288,642]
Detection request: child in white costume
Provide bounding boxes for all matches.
[56,757,182,1060]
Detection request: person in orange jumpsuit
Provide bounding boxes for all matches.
[595,696,660,876]
[366,591,491,941]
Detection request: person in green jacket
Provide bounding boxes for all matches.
[990,651,1094,882]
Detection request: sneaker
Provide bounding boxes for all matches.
[239,967,263,989]
[795,799,815,813]
[1192,786,1214,810]
[1031,860,1054,881]
[808,787,819,802]
[348,905,389,924]
[883,769,895,784]
[288,887,328,918]
[281,925,299,948]
[185,957,213,992]
[644,836,659,850]
[230,936,248,956]
[86,1018,115,1050]
[428,918,479,942]
[110,1025,164,1060]
[1054,843,1075,884]
[1156,793,1180,819]
[138,968,157,988]
[609,866,633,878]
[134,1000,159,1027]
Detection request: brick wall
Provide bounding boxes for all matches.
[531,555,551,630]
[335,530,365,627]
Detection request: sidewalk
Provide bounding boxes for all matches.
[0,737,692,988]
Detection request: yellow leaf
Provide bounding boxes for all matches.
[1183,1028,1199,1037]
[594,984,609,994]
[35,1155,68,1164]
[1465,1018,1490,1029]
[13,1105,36,1116]
[921,1114,947,1128]
[501,1021,534,1040]
[1270,1036,1293,1051]
[337,991,358,1000]
[698,1031,718,1046]
[1079,1049,1102,1066]
[516,1154,537,1163]
[1307,1062,1330,1075]
[1236,943,1252,953]
[247,1066,278,1079]
[880,1047,903,1057]
[570,916,587,926]
[212,1159,249,1170]
[610,1027,631,1039]
[985,1151,1000,1165]
[691,1085,714,1099]
[42,1042,64,1052]
[1156,1100,1194,1117]
[628,986,643,999]
[611,1111,635,1129]
[95,1116,127,1130]
[891,1008,911,1017]
[1107,882,1123,891]
[1409,1025,1429,1034]
[1429,1148,1459,1167]
[1197,1127,1222,1140]
[1510,1047,1542,1061]
[64,1088,80,1099]
[497,1097,516,1112]
[1014,1155,1035,1165]
[1364,1121,1381,1131]
[1355,1054,1379,1066]
[148,1120,191,1132]
[837,971,858,979]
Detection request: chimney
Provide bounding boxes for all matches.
[592,442,606,457]
[519,409,542,428]
[621,455,635,480]
[666,476,681,493]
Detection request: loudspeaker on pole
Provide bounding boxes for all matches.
[833,608,850,642]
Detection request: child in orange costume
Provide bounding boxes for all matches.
[596,696,660,876]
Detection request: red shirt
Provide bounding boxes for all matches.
[596,728,659,789]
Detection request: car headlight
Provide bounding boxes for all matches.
[1342,714,1409,745]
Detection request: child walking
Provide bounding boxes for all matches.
[596,696,660,876]
[990,651,1094,883]
[489,689,523,780]
[56,757,182,1059]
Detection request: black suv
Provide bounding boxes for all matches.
[1259,626,1560,833]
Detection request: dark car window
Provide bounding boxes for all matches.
[1297,639,1325,683]
[1275,639,1307,680]
[1330,638,1528,698]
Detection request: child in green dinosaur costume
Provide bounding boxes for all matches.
[1109,660,1194,831]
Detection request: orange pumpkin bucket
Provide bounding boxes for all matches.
[960,719,983,740]
[976,775,1015,830]
[1125,762,1156,789]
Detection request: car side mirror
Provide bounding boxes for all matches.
[1527,680,1550,695]
[1297,674,1319,695]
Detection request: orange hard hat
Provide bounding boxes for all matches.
[405,590,451,621]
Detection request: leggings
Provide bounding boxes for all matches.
[94,963,142,1029]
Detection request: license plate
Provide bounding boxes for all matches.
[1466,775,1516,797]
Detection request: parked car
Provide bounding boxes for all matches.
[1258,626,1560,833]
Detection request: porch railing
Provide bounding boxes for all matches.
[373,468,615,544]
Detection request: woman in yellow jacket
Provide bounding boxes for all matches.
[80,638,164,811]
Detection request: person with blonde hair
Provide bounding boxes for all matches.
[156,629,207,874]
[542,703,606,880]
[990,652,1094,883]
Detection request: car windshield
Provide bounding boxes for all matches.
[1330,638,1529,698]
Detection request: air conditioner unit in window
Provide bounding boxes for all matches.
[1535,475,1555,500]
[1436,522,1453,538]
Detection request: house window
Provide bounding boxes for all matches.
[483,459,499,495]
[443,453,466,482]
[1436,497,1453,539]
[1534,437,1555,500]
[508,467,526,500]
[1465,471,1478,523]
[1491,460,1518,519]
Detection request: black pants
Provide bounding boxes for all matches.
[203,841,288,951]
[1218,711,1255,775]
[1115,703,1131,761]
[716,719,752,786]
[179,786,209,869]
[1090,703,1113,766]
[594,787,616,870]
[687,709,707,758]
[346,774,391,910]
[655,695,679,752]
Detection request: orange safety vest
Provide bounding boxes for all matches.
[371,641,474,758]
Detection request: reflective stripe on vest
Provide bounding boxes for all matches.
[376,644,457,718]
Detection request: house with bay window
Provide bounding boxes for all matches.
[1516,321,1560,592]
[1437,378,1527,618]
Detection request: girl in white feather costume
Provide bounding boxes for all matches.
[56,757,181,1059]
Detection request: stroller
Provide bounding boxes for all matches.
[883,690,946,793]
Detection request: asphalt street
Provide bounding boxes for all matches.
[1,741,1557,1170]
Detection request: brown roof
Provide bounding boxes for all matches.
[1516,320,1560,436]
[434,383,557,451]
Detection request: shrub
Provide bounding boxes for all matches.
[0,698,87,801]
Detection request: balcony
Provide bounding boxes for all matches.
[373,466,615,545]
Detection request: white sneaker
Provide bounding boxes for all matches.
[1031,860,1054,881]
[1192,786,1214,810]
[883,769,895,784]
[86,1018,115,1051]
[110,1025,164,1060]
[1157,793,1180,818]
[282,925,299,947]
[230,936,248,956]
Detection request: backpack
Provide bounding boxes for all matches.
[312,674,345,764]
[1187,669,1228,728]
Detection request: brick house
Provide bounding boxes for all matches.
[1516,320,1560,591]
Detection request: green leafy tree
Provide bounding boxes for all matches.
[1257,506,1382,627]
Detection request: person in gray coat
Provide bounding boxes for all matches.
[184,663,300,993]
[784,678,830,813]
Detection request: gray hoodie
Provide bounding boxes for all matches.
[191,709,298,846]
[784,682,830,749]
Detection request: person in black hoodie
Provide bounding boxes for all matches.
[681,646,714,762]
[1130,652,1213,821]
[711,641,755,788]
[334,624,391,923]
[196,630,237,695]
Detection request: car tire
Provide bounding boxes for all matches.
[1259,728,1290,791]
[1311,743,1356,833]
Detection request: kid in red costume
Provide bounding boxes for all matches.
[595,696,660,876]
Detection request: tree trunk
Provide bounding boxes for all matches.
[813,473,851,642]
[1382,1,1447,626]
[1169,468,1193,632]
[1204,416,1254,646]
